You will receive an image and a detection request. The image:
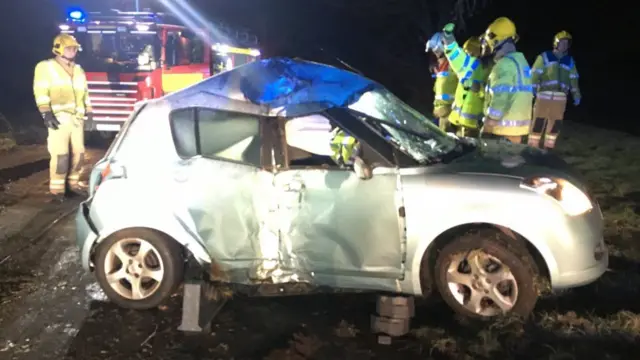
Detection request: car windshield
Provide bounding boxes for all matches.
[76,32,160,72]
[348,89,458,163]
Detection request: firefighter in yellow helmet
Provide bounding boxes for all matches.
[479,17,533,144]
[425,32,458,132]
[528,31,581,149]
[441,24,493,138]
[33,34,93,201]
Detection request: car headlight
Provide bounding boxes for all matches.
[521,177,593,216]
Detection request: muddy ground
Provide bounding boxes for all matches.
[1,121,640,359]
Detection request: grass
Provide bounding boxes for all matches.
[261,121,640,359]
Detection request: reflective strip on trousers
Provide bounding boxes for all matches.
[536,91,566,101]
[484,119,530,127]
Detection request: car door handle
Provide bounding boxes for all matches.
[283,181,304,193]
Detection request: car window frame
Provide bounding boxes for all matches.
[274,110,403,172]
[168,106,275,169]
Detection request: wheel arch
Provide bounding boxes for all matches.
[418,223,551,296]
[88,225,211,271]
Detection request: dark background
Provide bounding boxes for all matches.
[0,0,632,134]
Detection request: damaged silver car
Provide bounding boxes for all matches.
[76,58,607,319]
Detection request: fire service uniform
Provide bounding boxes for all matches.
[529,31,581,149]
[33,34,93,200]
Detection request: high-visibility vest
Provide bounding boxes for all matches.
[531,51,581,101]
[483,52,534,137]
[33,59,92,118]
[444,41,492,129]
[432,60,458,116]
[330,128,360,166]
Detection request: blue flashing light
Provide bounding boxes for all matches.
[68,9,85,21]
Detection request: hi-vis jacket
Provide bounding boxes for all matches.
[444,41,491,129]
[531,51,581,101]
[432,60,458,118]
[330,128,360,166]
[33,59,92,119]
[484,52,534,137]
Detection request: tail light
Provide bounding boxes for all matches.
[93,162,126,194]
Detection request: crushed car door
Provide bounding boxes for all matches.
[273,167,404,279]
[169,107,277,282]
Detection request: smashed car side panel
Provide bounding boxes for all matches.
[273,168,405,280]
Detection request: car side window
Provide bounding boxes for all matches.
[170,107,262,167]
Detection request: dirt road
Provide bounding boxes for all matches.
[1,123,640,359]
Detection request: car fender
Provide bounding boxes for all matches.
[404,204,560,295]
[88,180,212,266]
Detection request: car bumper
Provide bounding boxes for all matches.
[75,199,100,271]
[549,204,608,289]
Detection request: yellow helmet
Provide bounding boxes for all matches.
[52,34,81,56]
[482,17,518,51]
[463,37,482,58]
[554,30,572,47]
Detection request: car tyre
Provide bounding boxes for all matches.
[434,229,538,320]
[94,229,184,310]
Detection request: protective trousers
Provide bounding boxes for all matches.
[528,92,566,149]
[47,114,85,194]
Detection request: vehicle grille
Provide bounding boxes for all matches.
[88,81,138,127]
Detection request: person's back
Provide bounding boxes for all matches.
[479,17,533,144]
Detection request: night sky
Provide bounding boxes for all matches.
[0,0,631,133]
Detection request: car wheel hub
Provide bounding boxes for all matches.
[446,250,519,316]
[103,238,165,300]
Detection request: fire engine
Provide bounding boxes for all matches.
[58,8,261,133]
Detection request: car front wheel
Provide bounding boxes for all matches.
[434,230,538,319]
[94,229,184,310]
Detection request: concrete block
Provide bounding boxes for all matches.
[371,314,411,337]
[378,335,392,345]
[177,281,227,333]
[376,295,415,319]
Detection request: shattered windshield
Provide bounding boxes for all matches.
[76,32,160,72]
[348,89,458,163]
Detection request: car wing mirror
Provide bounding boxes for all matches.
[353,156,372,180]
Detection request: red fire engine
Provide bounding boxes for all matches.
[59,8,261,133]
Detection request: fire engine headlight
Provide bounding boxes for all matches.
[138,53,150,66]
[521,177,593,216]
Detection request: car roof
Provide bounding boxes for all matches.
[163,57,382,118]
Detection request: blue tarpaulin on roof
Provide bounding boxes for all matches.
[170,57,380,117]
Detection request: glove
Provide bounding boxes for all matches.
[42,111,60,130]
[573,98,581,106]
[443,23,455,34]
[442,23,456,46]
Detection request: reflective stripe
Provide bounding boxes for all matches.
[536,91,566,100]
[36,95,51,104]
[485,118,530,127]
[463,55,470,69]
[34,80,49,88]
[560,63,573,71]
[569,73,579,79]
[435,94,453,101]
[489,85,534,94]
[453,106,482,120]
[470,59,479,70]
[435,71,449,77]
[450,49,460,61]
[533,68,544,74]
[487,107,504,118]
[68,174,80,180]
[51,103,76,112]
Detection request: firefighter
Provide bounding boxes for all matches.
[330,128,361,167]
[33,34,93,201]
[441,24,493,138]
[529,31,581,149]
[479,17,533,144]
[425,32,458,132]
